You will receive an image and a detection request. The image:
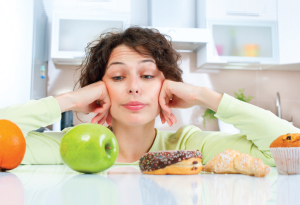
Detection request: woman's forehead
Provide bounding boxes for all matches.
[108,45,154,62]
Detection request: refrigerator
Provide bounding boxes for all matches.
[0,0,48,109]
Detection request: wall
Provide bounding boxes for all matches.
[47,52,300,131]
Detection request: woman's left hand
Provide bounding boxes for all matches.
[159,80,201,127]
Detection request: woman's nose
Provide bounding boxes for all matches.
[129,89,139,94]
[127,76,141,94]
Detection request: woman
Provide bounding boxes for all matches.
[1,27,299,166]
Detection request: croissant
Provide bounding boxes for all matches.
[203,149,271,177]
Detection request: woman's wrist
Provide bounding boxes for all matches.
[196,87,223,112]
[54,92,75,113]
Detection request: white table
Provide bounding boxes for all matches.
[1,165,299,205]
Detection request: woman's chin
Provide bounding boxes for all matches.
[123,119,150,126]
[114,117,155,127]
[111,109,159,126]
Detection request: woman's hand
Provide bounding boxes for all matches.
[159,80,222,127]
[54,81,112,125]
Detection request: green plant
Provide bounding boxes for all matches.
[234,88,254,103]
[202,108,217,128]
[202,89,254,127]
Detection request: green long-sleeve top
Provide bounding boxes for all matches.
[1,93,299,167]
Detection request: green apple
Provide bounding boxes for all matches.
[60,123,119,174]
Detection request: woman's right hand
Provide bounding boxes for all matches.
[54,81,112,125]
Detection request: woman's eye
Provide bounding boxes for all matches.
[112,76,124,81]
[142,75,154,79]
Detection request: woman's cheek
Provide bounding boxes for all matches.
[109,103,119,120]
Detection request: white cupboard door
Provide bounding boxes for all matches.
[0,0,33,108]
[206,0,277,21]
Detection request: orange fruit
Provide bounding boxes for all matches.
[0,119,26,171]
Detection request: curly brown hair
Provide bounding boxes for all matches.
[74,26,183,90]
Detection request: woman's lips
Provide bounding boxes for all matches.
[123,101,147,111]
[123,104,147,111]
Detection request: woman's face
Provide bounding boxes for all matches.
[102,45,165,126]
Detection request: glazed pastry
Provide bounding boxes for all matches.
[139,150,203,175]
[270,133,300,175]
[203,149,271,177]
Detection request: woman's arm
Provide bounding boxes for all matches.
[194,87,223,112]
[0,97,66,165]
[159,81,300,150]
[184,93,300,166]
[0,81,112,138]
[1,81,111,164]
[158,81,300,166]
[0,96,62,137]
[214,93,300,151]
[159,80,222,126]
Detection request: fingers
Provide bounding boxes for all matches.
[92,88,111,125]
[91,113,101,124]
[159,82,176,127]
[92,102,112,126]
[106,112,112,126]
[159,93,172,116]
[162,109,177,127]
[159,84,173,114]
[94,98,110,113]
[160,107,177,127]
[160,110,165,124]
[91,112,107,124]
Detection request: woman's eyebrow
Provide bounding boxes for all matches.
[107,59,155,69]
[107,62,124,69]
[139,59,155,64]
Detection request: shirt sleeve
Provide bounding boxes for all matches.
[0,96,62,137]
[0,96,65,165]
[184,93,300,167]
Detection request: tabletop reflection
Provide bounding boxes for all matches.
[61,174,118,205]
[201,173,272,205]
[139,174,202,205]
[276,175,300,204]
[4,165,299,205]
[0,172,25,205]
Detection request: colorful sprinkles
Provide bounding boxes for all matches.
[139,150,202,172]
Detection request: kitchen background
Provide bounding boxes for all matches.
[1,0,300,132]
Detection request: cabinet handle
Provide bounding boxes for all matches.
[226,11,260,17]
[227,61,261,64]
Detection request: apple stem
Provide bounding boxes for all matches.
[105,147,111,150]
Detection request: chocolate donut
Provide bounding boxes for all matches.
[139,150,203,175]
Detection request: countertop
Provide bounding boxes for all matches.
[1,165,299,205]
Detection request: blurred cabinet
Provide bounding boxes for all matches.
[197,20,278,69]
[133,0,209,52]
[276,0,300,66]
[197,0,279,69]
[206,0,277,21]
[51,0,300,69]
[51,4,130,65]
